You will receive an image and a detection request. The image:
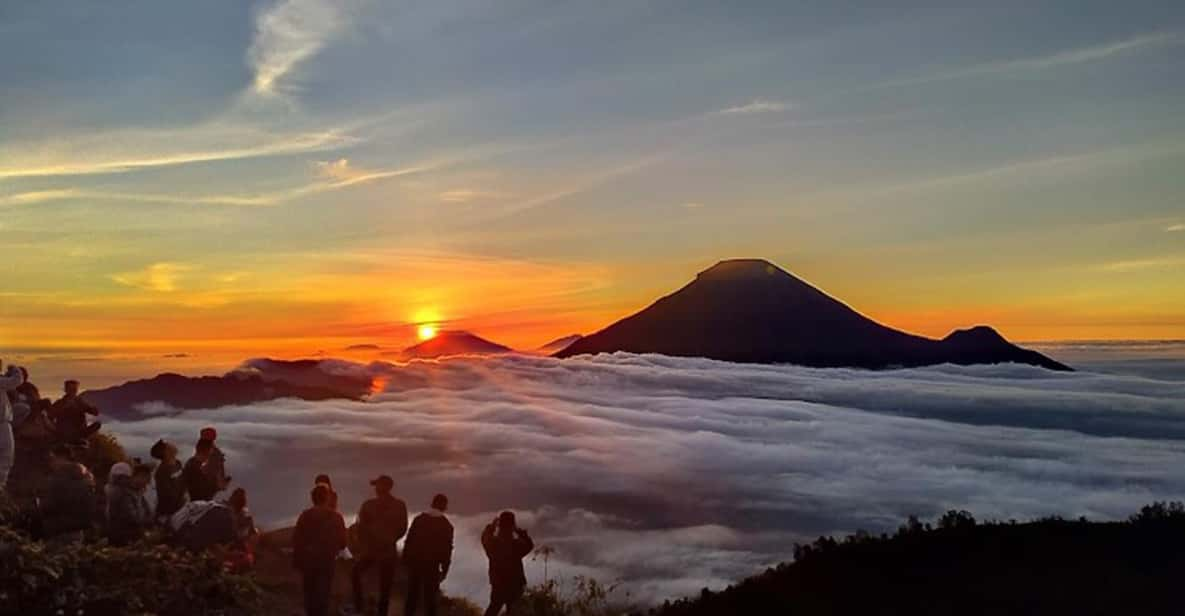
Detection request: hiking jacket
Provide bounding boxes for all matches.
[293,506,347,573]
[482,525,534,590]
[108,477,153,546]
[155,459,187,517]
[43,462,96,534]
[49,395,98,436]
[403,510,454,572]
[182,455,219,501]
[356,493,408,558]
[0,366,21,423]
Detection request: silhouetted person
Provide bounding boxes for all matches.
[41,444,96,538]
[314,473,339,510]
[403,494,454,616]
[226,487,259,572]
[108,462,154,546]
[49,379,101,444]
[199,426,230,486]
[9,366,45,424]
[482,511,535,616]
[293,484,347,616]
[349,475,408,616]
[12,367,55,451]
[151,439,187,519]
[182,438,223,501]
[0,361,22,490]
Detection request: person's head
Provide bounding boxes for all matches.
[497,511,517,533]
[199,426,217,442]
[431,493,448,512]
[370,475,394,496]
[150,439,178,462]
[64,379,80,397]
[194,438,214,461]
[311,483,332,507]
[49,443,74,467]
[131,463,153,490]
[18,366,28,383]
[229,487,248,511]
[314,474,332,487]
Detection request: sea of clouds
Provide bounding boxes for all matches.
[107,352,1185,604]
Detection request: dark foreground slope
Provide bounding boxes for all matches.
[652,504,1185,616]
[558,259,1069,371]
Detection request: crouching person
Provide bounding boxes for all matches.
[41,444,96,540]
[108,462,154,546]
[293,483,347,616]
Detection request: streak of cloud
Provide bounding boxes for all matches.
[248,0,352,96]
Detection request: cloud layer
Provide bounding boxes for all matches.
[108,353,1185,603]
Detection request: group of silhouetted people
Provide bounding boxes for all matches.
[294,476,534,616]
[1,360,103,490]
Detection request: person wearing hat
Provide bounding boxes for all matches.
[151,439,187,519]
[403,494,454,616]
[348,474,408,616]
[199,426,230,487]
[481,511,535,616]
[108,461,155,546]
[314,474,338,510]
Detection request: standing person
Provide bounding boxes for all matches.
[150,439,187,519]
[481,511,535,616]
[49,379,101,444]
[348,475,408,616]
[41,444,96,539]
[0,361,23,490]
[293,484,347,616]
[403,494,454,616]
[199,426,230,487]
[108,462,154,546]
[182,438,223,502]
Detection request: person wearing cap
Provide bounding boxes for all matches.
[403,494,454,616]
[293,483,348,616]
[49,379,101,444]
[348,474,408,616]
[41,443,96,538]
[108,461,154,546]
[314,474,338,510]
[199,426,230,487]
[151,439,187,519]
[481,511,535,616]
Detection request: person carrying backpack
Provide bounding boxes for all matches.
[347,475,408,616]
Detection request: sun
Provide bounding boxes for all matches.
[417,324,438,341]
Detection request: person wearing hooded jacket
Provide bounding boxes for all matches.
[108,462,154,546]
[151,439,187,519]
[481,511,535,616]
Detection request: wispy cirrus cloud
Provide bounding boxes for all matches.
[1167,224,1185,233]
[1098,256,1185,273]
[248,0,352,96]
[867,31,1182,91]
[716,99,790,115]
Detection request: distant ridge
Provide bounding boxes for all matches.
[556,259,1070,371]
[399,330,513,359]
[537,334,583,355]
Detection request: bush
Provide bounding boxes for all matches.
[0,526,262,615]
[517,577,634,616]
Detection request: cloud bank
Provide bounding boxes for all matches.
[108,353,1185,603]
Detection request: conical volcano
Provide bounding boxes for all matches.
[555,259,1069,371]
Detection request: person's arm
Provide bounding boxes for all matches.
[442,522,454,579]
[394,501,409,542]
[83,398,99,416]
[292,512,308,569]
[516,530,534,558]
[481,522,495,554]
[334,512,348,552]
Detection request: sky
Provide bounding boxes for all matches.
[109,352,1185,602]
[3,0,1185,365]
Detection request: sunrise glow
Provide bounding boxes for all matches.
[417,324,438,341]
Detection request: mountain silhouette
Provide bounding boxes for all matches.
[556,259,1070,371]
[82,360,373,420]
[399,330,513,359]
[537,334,583,355]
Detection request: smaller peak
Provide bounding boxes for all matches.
[697,259,787,281]
[943,325,1007,344]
